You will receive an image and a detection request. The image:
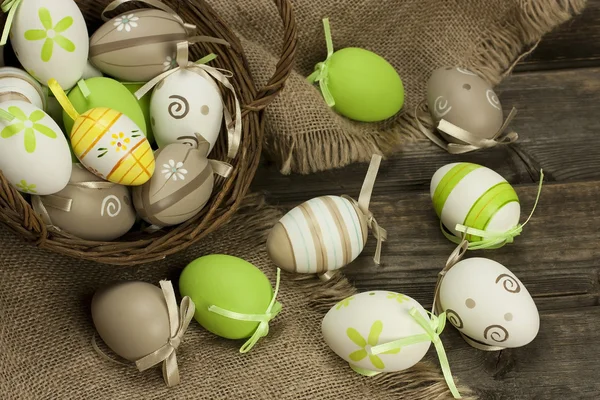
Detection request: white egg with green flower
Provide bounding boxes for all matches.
[0,101,72,195]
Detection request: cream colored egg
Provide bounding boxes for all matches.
[0,67,45,109]
[439,257,539,348]
[0,100,71,195]
[322,291,431,374]
[10,0,89,89]
[150,68,223,153]
[430,162,520,241]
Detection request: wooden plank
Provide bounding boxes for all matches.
[514,0,600,71]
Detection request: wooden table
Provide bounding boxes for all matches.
[253,2,600,398]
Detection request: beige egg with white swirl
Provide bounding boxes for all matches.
[150,68,224,155]
[32,164,136,241]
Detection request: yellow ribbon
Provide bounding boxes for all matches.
[47,78,80,122]
[207,268,282,353]
[307,18,336,107]
[370,309,461,399]
[415,100,519,154]
[134,44,242,160]
[0,0,21,46]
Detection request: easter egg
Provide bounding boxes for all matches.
[32,164,136,241]
[179,255,274,339]
[427,67,503,143]
[439,257,539,348]
[70,107,155,185]
[90,9,190,82]
[0,67,45,109]
[267,195,368,274]
[430,162,520,241]
[82,61,103,79]
[62,77,147,138]
[132,141,215,227]
[322,291,430,373]
[150,68,223,153]
[10,0,89,89]
[0,101,71,195]
[92,281,170,361]
[123,82,154,145]
[326,48,404,122]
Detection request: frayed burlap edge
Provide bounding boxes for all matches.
[270,0,587,175]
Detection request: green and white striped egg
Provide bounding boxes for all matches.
[267,195,368,274]
[430,163,520,241]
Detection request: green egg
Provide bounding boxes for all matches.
[179,254,274,340]
[63,77,147,139]
[327,47,404,122]
[123,82,154,145]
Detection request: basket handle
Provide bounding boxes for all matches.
[243,0,297,114]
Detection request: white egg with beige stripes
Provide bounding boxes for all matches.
[430,162,520,243]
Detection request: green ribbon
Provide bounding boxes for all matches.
[443,170,544,250]
[0,0,21,46]
[370,308,461,399]
[77,79,91,99]
[208,268,282,353]
[0,107,15,122]
[307,18,336,107]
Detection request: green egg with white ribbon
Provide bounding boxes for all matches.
[430,162,543,249]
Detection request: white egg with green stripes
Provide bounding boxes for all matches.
[430,163,520,241]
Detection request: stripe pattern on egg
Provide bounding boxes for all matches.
[267,195,367,274]
[430,163,520,241]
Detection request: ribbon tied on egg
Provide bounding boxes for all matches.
[307,18,335,107]
[0,0,22,46]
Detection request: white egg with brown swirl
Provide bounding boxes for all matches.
[438,257,539,349]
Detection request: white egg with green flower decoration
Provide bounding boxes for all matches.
[0,100,72,195]
[1,0,89,89]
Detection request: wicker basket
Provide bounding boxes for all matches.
[0,0,297,265]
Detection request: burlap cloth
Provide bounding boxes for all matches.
[206,0,587,174]
[0,195,476,399]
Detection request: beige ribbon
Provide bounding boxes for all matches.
[135,42,242,160]
[416,101,519,154]
[342,154,387,265]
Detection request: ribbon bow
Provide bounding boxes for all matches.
[0,0,21,46]
[442,170,545,250]
[207,268,282,353]
[134,280,195,387]
[134,42,242,160]
[370,308,461,399]
[416,100,519,154]
[307,18,336,107]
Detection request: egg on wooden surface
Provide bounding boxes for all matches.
[70,107,154,185]
[0,67,45,109]
[92,281,170,361]
[430,162,520,241]
[439,257,539,348]
[150,68,223,153]
[90,9,190,82]
[10,0,89,89]
[132,141,214,227]
[427,67,503,143]
[0,100,71,195]
[267,195,368,274]
[179,255,276,340]
[322,291,430,374]
[32,164,136,241]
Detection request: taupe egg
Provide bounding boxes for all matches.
[132,139,215,227]
[427,67,504,143]
[0,67,45,109]
[31,164,136,241]
[91,281,170,361]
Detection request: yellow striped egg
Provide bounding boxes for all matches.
[71,107,154,186]
[267,195,368,274]
[430,163,520,241]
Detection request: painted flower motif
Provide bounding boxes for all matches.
[347,321,400,370]
[162,160,188,181]
[387,293,410,304]
[111,132,130,152]
[336,297,354,310]
[24,8,75,62]
[114,13,139,32]
[163,55,177,71]
[16,180,37,194]
[0,106,56,153]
